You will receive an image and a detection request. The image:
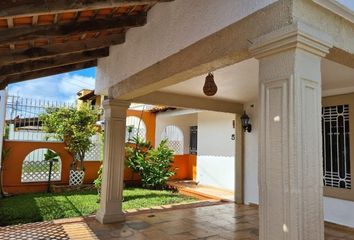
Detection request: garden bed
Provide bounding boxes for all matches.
[0,188,197,226]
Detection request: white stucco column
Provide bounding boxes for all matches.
[250,22,333,240]
[96,99,130,224]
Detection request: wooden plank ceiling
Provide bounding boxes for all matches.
[0,0,171,89]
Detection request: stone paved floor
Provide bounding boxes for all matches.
[1,203,354,239]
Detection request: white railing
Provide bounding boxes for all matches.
[5,95,74,142]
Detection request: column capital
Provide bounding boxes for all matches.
[250,21,333,58]
[102,99,130,119]
[102,99,130,110]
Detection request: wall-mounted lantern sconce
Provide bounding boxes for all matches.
[96,120,105,131]
[240,111,252,133]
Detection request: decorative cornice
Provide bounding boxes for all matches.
[250,21,333,58]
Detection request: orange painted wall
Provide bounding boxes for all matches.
[1,110,197,194]
[2,141,103,194]
[171,154,197,181]
[2,140,196,194]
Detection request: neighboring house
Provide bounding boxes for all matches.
[77,89,104,109]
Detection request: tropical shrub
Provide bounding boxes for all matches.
[126,137,175,189]
[94,164,103,201]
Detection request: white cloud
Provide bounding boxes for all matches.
[8,73,95,103]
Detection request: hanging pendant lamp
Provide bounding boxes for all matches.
[203,72,218,96]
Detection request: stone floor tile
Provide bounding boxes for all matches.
[1,203,353,239]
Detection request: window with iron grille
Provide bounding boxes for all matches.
[322,105,351,189]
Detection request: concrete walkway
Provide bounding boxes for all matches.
[1,203,353,239]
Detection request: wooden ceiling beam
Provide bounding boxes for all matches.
[0,1,172,18]
[0,33,125,65]
[0,13,145,46]
[0,47,109,76]
[0,60,97,89]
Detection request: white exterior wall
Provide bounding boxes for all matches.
[324,197,354,228]
[197,111,235,191]
[96,0,276,93]
[155,109,198,154]
[243,100,354,228]
[243,103,259,205]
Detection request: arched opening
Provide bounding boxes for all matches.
[21,148,62,182]
[161,125,184,155]
[126,116,147,142]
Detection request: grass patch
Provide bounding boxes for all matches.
[0,188,196,226]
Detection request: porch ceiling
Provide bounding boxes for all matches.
[0,0,171,89]
[159,58,354,103]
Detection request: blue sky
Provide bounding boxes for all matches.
[8,67,96,103]
[337,0,354,10]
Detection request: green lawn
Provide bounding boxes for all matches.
[0,188,196,226]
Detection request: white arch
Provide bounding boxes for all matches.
[126,116,147,142]
[161,125,184,155]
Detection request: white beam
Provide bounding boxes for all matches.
[133,91,244,114]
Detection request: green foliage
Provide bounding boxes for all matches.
[126,125,134,142]
[126,137,175,189]
[3,124,9,140]
[44,150,59,163]
[40,103,99,171]
[126,137,152,173]
[93,164,103,198]
[1,148,11,162]
[0,148,11,197]
[44,150,60,193]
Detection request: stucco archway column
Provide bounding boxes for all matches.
[96,99,130,224]
[250,22,333,240]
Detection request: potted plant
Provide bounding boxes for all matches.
[40,103,99,186]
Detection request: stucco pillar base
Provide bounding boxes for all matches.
[251,22,333,240]
[96,210,125,224]
[96,99,130,224]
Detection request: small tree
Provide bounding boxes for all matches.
[44,150,59,193]
[40,103,99,171]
